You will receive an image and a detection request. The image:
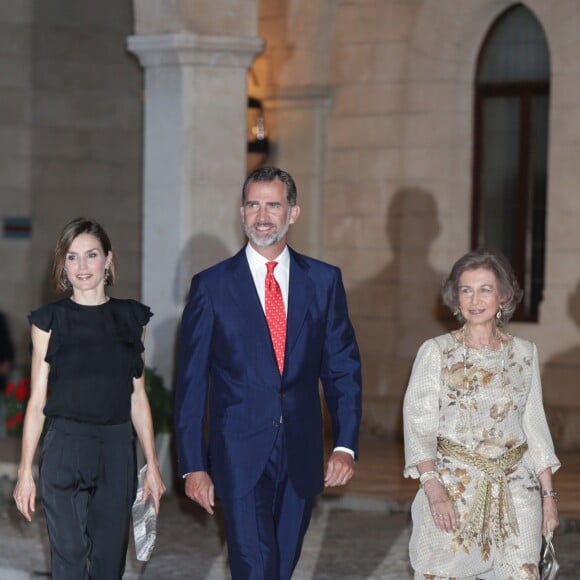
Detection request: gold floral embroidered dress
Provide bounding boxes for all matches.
[403,333,560,579]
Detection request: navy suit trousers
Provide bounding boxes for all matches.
[220,424,314,580]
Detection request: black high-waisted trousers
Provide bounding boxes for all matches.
[39,417,136,580]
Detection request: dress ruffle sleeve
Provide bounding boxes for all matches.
[403,337,443,479]
[128,300,153,328]
[126,299,153,379]
[28,303,55,332]
[28,303,60,363]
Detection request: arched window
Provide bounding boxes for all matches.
[472,4,550,321]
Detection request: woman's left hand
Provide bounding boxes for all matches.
[142,464,166,514]
[542,496,559,537]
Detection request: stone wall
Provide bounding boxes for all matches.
[2,0,580,449]
[0,0,143,370]
[257,0,580,447]
[0,1,34,364]
[326,1,508,436]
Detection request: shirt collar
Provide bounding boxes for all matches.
[245,243,290,272]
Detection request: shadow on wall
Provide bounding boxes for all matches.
[347,187,455,439]
[541,279,580,451]
[151,234,231,493]
[148,233,232,393]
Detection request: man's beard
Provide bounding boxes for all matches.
[244,214,291,248]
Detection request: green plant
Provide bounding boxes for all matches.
[144,367,172,434]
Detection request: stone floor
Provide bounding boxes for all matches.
[1,435,579,579]
[1,482,580,579]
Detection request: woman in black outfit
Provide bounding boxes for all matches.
[13,217,165,579]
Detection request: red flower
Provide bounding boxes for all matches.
[5,378,31,436]
[6,411,24,431]
[15,379,30,402]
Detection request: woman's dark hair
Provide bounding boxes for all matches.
[241,166,298,206]
[51,217,116,292]
[441,248,523,325]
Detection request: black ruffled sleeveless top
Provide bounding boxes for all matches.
[28,298,152,425]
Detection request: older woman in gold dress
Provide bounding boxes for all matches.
[403,249,559,579]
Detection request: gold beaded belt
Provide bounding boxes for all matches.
[437,437,528,546]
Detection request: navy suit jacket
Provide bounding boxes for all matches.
[175,246,362,499]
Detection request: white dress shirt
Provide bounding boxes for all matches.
[245,243,289,313]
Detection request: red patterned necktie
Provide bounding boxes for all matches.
[265,261,287,374]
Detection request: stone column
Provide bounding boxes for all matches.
[127,32,263,387]
[257,86,334,259]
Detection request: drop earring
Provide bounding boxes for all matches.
[61,270,71,289]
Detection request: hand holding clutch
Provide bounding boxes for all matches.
[540,524,559,580]
[132,464,157,562]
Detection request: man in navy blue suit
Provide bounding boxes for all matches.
[175,167,362,579]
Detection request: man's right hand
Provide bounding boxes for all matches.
[184,471,215,515]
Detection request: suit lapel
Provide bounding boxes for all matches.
[286,249,314,358]
[227,249,266,327]
[226,247,314,375]
[227,249,280,373]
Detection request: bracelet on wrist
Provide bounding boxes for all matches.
[541,489,558,501]
[419,470,441,487]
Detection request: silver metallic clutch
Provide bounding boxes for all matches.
[540,529,559,580]
[132,464,157,562]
